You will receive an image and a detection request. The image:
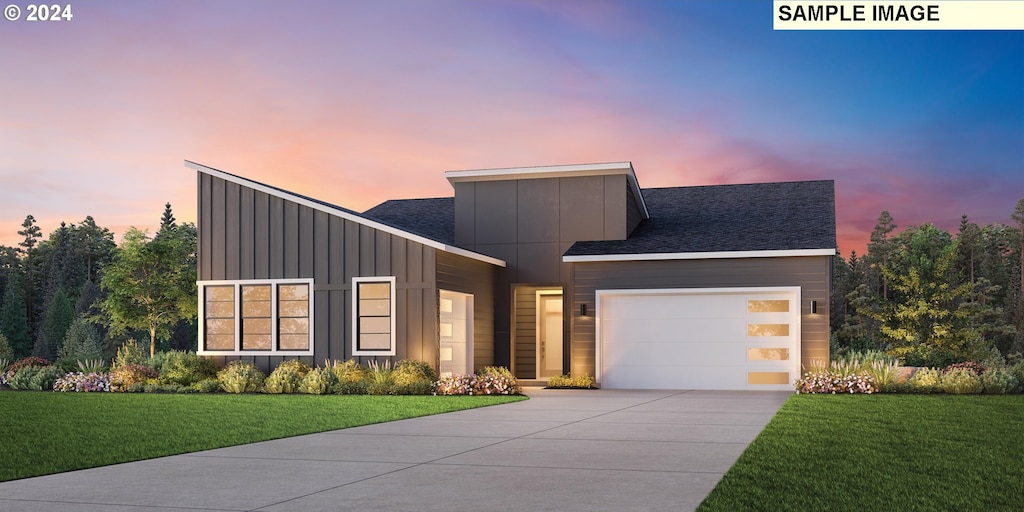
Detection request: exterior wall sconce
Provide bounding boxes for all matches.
[581,303,588,316]
[810,300,818,314]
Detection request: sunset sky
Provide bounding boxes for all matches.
[1,1,1021,256]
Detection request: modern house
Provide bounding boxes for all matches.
[188,160,836,390]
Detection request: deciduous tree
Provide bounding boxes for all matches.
[100,226,197,357]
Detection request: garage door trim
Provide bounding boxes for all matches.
[595,286,802,389]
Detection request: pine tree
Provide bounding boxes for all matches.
[956,214,981,284]
[159,203,177,233]
[866,211,897,301]
[58,315,102,362]
[0,273,32,358]
[36,288,74,359]
[17,215,42,254]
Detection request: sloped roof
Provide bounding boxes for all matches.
[185,161,503,267]
[565,180,837,258]
[363,198,455,245]
[363,180,837,261]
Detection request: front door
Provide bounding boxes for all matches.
[536,292,563,378]
[439,290,473,378]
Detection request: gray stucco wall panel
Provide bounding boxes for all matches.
[474,181,518,245]
[517,178,560,243]
[602,174,627,240]
[558,176,605,242]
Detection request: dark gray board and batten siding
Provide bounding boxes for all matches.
[198,172,443,373]
[569,256,832,376]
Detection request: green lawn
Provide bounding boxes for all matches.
[698,394,1024,512]
[0,391,525,482]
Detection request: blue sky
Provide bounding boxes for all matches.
[0,0,1021,254]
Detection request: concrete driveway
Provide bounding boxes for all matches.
[0,389,790,512]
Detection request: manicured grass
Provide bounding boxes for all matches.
[698,394,1024,512]
[0,391,525,482]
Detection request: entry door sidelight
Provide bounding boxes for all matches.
[537,293,564,378]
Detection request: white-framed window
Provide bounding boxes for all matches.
[197,279,314,356]
[352,276,396,356]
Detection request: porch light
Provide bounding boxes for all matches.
[581,303,588,316]
[810,300,818,314]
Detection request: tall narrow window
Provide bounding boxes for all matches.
[241,284,272,350]
[204,285,235,351]
[353,277,396,356]
[278,284,310,351]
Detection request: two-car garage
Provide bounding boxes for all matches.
[596,287,801,391]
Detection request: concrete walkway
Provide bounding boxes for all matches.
[0,389,790,512]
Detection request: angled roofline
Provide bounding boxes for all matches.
[185,160,506,267]
[445,162,650,219]
[563,248,837,263]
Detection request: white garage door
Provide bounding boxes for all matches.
[597,287,800,390]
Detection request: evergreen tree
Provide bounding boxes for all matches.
[57,315,103,362]
[956,214,981,284]
[866,211,897,300]
[0,273,32,358]
[1013,199,1024,300]
[17,215,42,254]
[75,216,115,283]
[159,203,177,233]
[35,288,74,359]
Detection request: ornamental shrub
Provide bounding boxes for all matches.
[109,364,159,392]
[264,359,311,394]
[391,359,437,395]
[113,338,146,369]
[218,360,265,393]
[435,367,522,395]
[366,360,396,395]
[27,366,63,390]
[942,361,986,376]
[475,366,521,395]
[1009,361,1024,393]
[981,368,1018,395]
[908,368,942,393]
[156,351,219,386]
[330,359,368,384]
[940,367,983,394]
[54,372,111,392]
[795,371,877,394]
[191,378,222,393]
[0,333,14,362]
[299,366,338,395]
[547,373,596,389]
[8,366,43,389]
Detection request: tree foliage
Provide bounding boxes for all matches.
[100,226,197,357]
[833,201,1023,366]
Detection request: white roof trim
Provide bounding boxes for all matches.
[445,162,650,219]
[185,160,506,267]
[564,248,837,263]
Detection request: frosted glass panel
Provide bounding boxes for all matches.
[279,334,309,351]
[748,324,790,337]
[360,333,392,350]
[359,282,390,299]
[747,348,790,361]
[748,300,789,313]
[748,372,790,385]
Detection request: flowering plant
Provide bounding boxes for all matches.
[435,367,521,396]
[54,372,111,392]
[942,361,986,376]
[795,371,877,394]
[109,364,159,392]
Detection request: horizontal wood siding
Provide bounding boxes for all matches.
[513,287,537,378]
[571,256,832,376]
[436,251,495,371]
[197,173,438,372]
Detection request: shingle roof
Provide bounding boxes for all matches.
[363,198,455,244]
[565,180,836,256]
